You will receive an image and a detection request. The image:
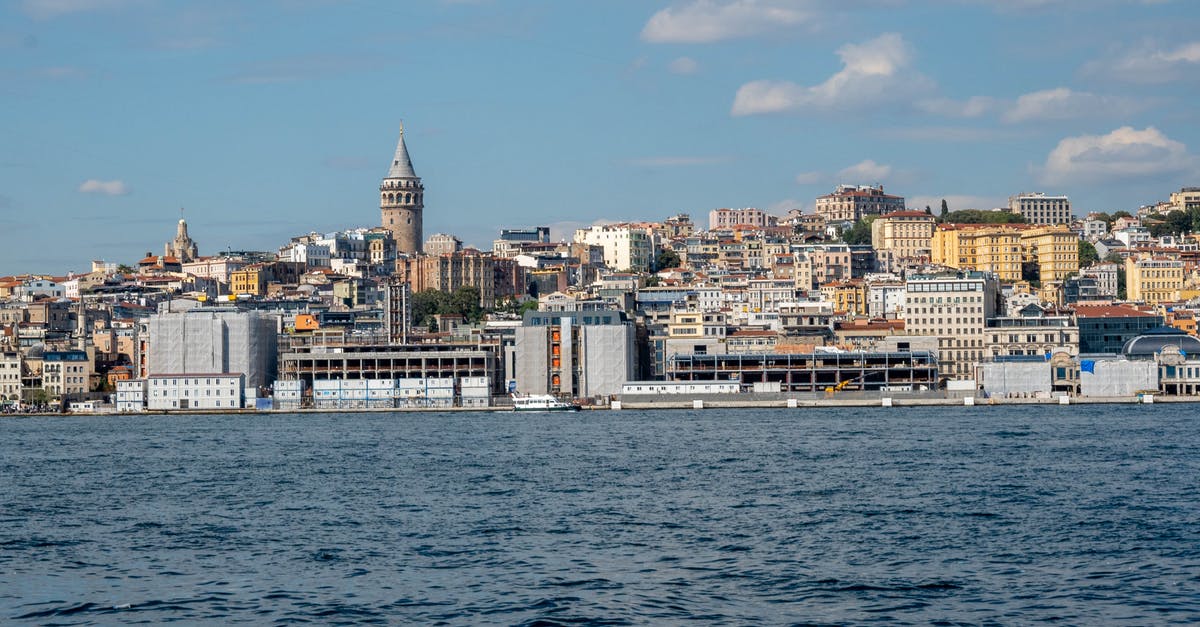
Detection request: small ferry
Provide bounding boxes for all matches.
[510,394,581,412]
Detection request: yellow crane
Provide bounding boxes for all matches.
[825,373,866,396]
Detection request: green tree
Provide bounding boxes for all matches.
[942,210,1025,224]
[840,217,875,245]
[656,248,681,271]
[410,289,448,329]
[116,264,134,275]
[448,286,483,322]
[940,198,949,219]
[1078,240,1099,267]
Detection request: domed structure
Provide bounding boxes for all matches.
[1121,326,1200,358]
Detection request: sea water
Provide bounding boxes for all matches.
[2,405,1199,625]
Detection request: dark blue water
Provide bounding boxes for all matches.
[3,406,1199,625]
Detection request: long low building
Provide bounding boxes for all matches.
[278,342,499,394]
[667,350,939,393]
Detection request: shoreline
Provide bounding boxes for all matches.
[2,393,1195,418]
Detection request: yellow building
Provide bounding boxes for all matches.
[932,225,1022,280]
[820,281,868,316]
[1126,254,1183,305]
[931,224,1077,282]
[230,265,269,296]
[1021,226,1079,282]
[871,210,936,260]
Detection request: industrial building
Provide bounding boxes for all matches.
[667,350,939,393]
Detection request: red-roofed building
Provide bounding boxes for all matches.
[816,185,905,223]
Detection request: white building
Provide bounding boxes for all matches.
[708,207,773,230]
[41,350,91,401]
[279,241,332,268]
[573,224,653,272]
[1113,227,1152,248]
[867,283,906,319]
[1008,192,1071,225]
[902,272,1000,379]
[15,279,64,302]
[146,373,245,410]
[116,379,146,412]
[0,352,21,405]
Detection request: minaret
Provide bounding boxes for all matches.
[380,123,424,254]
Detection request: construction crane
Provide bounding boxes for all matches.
[825,373,867,396]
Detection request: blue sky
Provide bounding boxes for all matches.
[1,0,1198,274]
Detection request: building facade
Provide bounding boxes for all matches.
[145,309,278,389]
[1009,192,1071,225]
[1126,254,1184,305]
[902,272,1000,379]
[815,185,906,223]
[380,123,424,254]
[871,211,935,268]
[513,305,636,399]
[573,224,653,272]
[708,207,772,230]
[145,373,245,410]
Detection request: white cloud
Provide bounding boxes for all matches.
[794,171,824,185]
[767,198,809,214]
[837,159,892,182]
[731,33,932,116]
[916,96,996,118]
[668,56,699,75]
[1002,87,1144,123]
[908,195,1007,212]
[641,0,814,44]
[20,0,140,19]
[78,179,130,196]
[626,155,729,167]
[796,159,910,186]
[1040,126,1196,185]
[1087,41,1200,83]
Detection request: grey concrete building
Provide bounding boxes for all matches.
[513,305,636,399]
[146,308,278,390]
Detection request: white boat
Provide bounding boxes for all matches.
[510,394,581,412]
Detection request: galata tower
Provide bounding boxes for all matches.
[380,122,424,254]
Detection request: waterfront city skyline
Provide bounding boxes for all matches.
[2,0,1199,274]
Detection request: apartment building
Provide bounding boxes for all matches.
[816,185,906,223]
[1009,192,1072,225]
[902,272,1000,379]
[1126,255,1184,305]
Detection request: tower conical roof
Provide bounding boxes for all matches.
[386,123,417,179]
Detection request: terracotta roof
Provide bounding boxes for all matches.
[881,210,935,219]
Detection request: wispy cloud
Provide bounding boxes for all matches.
[224,54,377,84]
[731,33,932,116]
[626,155,730,167]
[796,159,912,186]
[1084,40,1200,83]
[1040,126,1196,185]
[78,179,130,196]
[668,56,699,75]
[878,126,1017,142]
[20,0,142,20]
[916,96,996,118]
[642,0,815,44]
[1001,87,1146,123]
